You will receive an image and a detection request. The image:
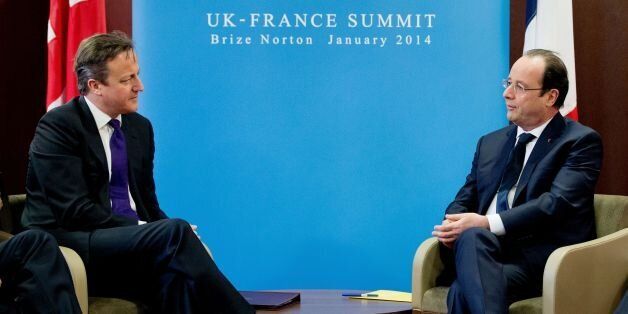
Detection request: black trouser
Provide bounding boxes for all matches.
[441,228,543,314]
[59,218,253,314]
[0,230,81,314]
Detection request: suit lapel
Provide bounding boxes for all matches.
[513,113,566,204]
[77,97,108,173]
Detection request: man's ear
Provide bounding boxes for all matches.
[546,89,559,107]
[87,79,102,96]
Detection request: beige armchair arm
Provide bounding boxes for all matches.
[543,228,628,314]
[0,230,12,241]
[412,237,444,310]
[59,246,89,314]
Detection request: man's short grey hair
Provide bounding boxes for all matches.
[74,31,135,95]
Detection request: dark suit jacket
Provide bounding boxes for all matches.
[22,96,168,259]
[445,113,603,269]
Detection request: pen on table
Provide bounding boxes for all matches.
[342,293,379,297]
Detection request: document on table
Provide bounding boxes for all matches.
[350,290,411,302]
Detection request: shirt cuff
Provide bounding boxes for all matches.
[487,214,506,235]
[138,220,147,225]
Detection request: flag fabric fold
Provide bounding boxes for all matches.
[46,0,106,111]
[524,0,579,120]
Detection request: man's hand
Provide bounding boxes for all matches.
[189,224,214,257]
[432,213,489,248]
[434,218,455,248]
[190,224,201,240]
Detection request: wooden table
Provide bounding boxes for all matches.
[256,290,412,314]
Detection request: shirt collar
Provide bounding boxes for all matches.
[516,117,552,141]
[84,96,122,129]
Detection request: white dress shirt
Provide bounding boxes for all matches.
[486,118,552,235]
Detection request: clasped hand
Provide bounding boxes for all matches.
[190,224,201,240]
[432,213,489,248]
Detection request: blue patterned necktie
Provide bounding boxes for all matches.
[496,133,536,213]
[108,119,139,221]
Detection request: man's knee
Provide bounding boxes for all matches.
[162,218,191,231]
[456,227,493,244]
[13,229,56,247]
[454,227,500,256]
[155,218,195,241]
[8,230,60,261]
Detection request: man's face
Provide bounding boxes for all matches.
[96,50,143,116]
[503,56,557,130]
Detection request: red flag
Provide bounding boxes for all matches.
[46,0,106,111]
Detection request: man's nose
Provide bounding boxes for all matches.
[503,84,514,99]
[134,77,144,92]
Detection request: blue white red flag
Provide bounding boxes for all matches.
[524,0,578,120]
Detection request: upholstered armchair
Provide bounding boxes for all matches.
[412,194,628,314]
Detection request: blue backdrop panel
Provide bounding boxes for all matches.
[133,0,510,290]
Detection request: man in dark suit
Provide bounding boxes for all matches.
[432,49,603,313]
[22,31,253,313]
[0,230,81,313]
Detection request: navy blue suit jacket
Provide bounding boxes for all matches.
[445,113,603,269]
[22,96,168,259]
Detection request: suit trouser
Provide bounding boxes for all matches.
[0,230,81,314]
[60,218,253,314]
[443,228,543,314]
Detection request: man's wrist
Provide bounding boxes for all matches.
[486,214,506,235]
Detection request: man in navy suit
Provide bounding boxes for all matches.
[22,31,253,313]
[432,49,603,313]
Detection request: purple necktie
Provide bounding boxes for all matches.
[108,119,139,221]
[496,133,536,213]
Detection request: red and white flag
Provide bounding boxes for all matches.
[524,0,578,120]
[46,0,106,111]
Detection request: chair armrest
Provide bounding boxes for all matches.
[543,228,628,314]
[59,246,89,314]
[7,194,26,209]
[0,230,12,241]
[412,237,443,310]
[7,194,27,234]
